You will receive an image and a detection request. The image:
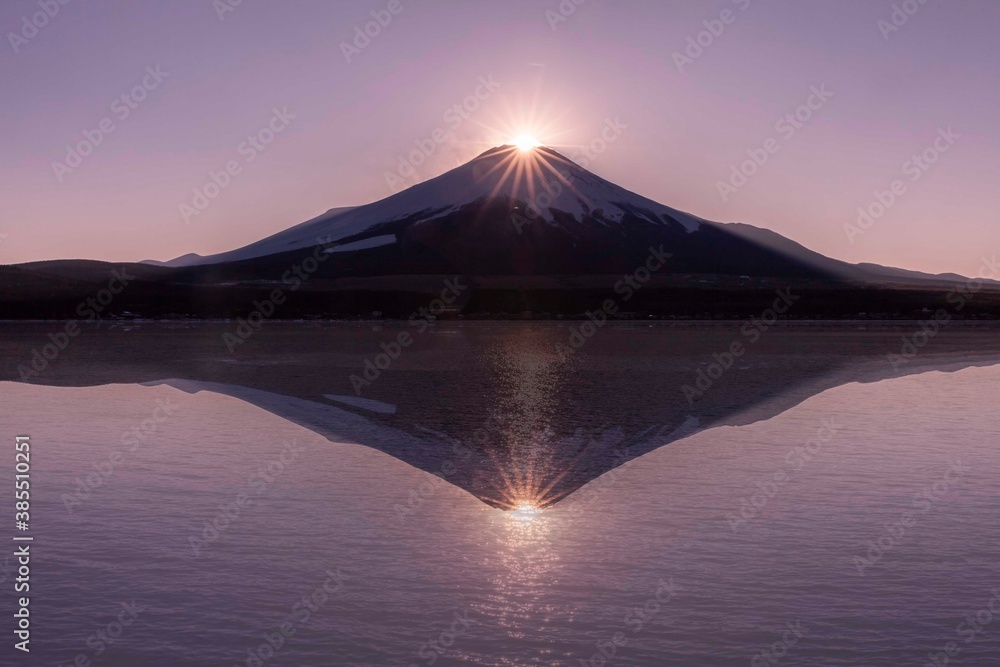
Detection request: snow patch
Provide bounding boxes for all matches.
[323,234,397,254]
[324,395,397,414]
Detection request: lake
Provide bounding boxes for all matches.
[1,322,999,666]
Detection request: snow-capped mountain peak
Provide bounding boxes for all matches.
[168,145,703,267]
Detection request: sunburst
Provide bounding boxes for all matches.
[513,134,541,152]
[472,144,594,219]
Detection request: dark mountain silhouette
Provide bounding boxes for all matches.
[3,145,998,319]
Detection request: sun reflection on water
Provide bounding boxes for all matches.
[463,501,568,653]
[509,502,543,522]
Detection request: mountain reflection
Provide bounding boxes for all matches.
[2,322,999,509]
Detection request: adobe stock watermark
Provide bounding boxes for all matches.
[551,442,641,536]
[62,398,179,514]
[180,106,295,224]
[554,244,671,360]
[408,609,476,667]
[574,438,635,494]
[214,0,247,21]
[392,419,640,524]
[340,0,411,63]
[750,621,808,667]
[852,459,969,576]
[681,288,800,404]
[567,117,629,171]
[726,418,841,531]
[578,577,681,667]
[545,0,589,31]
[56,600,146,667]
[716,84,833,202]
[349,277,467,395]
[886,254,999,370]
[16,269,136,381]
[511,117,627,234]
[393,436,474,523]
[878,0,935,41]
[385,75,502,192]
[222,237,337,352]
[515,435,650,547]
[51,66,169,182]
[925,589,1000,667]
[189,440,306,557]
[231,568,348,667]
[7,0,72,54]
[672,0,752,74]
[844,127,959,244]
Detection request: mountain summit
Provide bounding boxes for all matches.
[162,144,852,280]
[150,144,1000,291]
[170,145,705,267]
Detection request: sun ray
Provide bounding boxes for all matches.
[516,153,534,208]
[485,150,522,201]
[533,152,594,210]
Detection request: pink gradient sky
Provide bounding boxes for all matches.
[1,0,997,274]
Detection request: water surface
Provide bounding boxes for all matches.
[2,323,999,665]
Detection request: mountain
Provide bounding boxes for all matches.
[4,144,999,319]
[149,206,359,267]
[151,145,989,286]
[160,147,707,269]
[141,253,207,268]
[16,260,172,282]
[154,145,843,279]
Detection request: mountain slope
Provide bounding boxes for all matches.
[159,145,854,281]
[167,147,710,268]
[8,145,997,321]
[154,144,993,289]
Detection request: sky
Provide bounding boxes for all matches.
[1,0,997,275]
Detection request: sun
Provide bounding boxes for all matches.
[509,501,543,521]
[513,134,541,152]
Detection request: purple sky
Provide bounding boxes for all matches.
[2,0,997,274]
